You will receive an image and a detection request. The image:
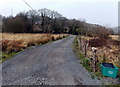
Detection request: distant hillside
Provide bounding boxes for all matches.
[0,23,1,26]
[111,27,119,34]
[0,15,2,22]
[83,22,105,29]
[0,15,2,32]
[0,15,2,30]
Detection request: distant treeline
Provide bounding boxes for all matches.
[1,8,114,37]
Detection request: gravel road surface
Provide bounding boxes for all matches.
[2,35,100,85]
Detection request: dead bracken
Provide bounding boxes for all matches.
[1,33,68,54]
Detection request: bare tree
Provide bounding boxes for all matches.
[38,8,63,33]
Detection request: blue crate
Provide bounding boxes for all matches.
[100,63,118,78]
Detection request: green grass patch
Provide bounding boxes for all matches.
[73,36,92,72]
[0,52,18,63]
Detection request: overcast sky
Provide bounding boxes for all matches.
[0,0,119,27]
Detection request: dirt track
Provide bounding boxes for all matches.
[2,35,100,85]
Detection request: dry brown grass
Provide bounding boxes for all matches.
[80,35,120,66]
[109,35,120,41]
[0,33,68,53]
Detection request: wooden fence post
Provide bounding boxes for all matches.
[77,37,80,50]
[84,40,89,57]
[103,53,106,63]
[80,35,82,51]
[92,47,98,72]
[90,58,94,71]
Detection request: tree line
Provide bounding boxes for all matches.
[1,8,113,37]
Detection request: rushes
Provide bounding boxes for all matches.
[1,33,68,53]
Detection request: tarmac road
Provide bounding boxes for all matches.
[2,35,100,85]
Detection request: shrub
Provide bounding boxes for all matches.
[2,40,9,51]
[3,15,32,33]
[89,38,107,47]
[82,58,90,69]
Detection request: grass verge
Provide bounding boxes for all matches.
[73,36,120,85]
[73,36,92,71]
[73,36,105,78]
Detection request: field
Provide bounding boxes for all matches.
[78,35,120,67]
[0,33,68,62]
[109,35,120,41]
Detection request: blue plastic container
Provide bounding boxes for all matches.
[100,63,118,78]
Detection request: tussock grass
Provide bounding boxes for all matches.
[0,33,68,62]
[109,35,120,41]
[77,35,120,67]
